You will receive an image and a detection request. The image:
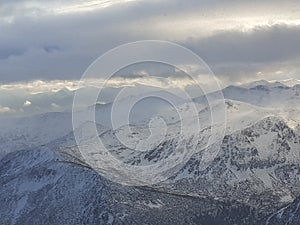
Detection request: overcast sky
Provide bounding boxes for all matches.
[1,0,300,84]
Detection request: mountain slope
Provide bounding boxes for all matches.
[265,196,300,225]
[164,116,300,215]
[0,147,264,225]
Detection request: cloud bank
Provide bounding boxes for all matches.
[0,0,299,84]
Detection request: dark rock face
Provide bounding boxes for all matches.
[265,197,300,225]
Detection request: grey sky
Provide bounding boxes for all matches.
[0,0,300,83]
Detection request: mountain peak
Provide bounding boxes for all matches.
[241,80,287,89]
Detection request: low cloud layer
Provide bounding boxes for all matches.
[0,60,225,117]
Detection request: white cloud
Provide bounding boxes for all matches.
[23,100,32,107]
[0,75,223,94]
[0,74,225,117]
[51,103,59,108]
[0,0,141,23]
[0,105,14,114]
[53,0,140,15]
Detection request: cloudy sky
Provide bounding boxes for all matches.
[1,0,300,84]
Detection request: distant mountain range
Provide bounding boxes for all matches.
[1,80,300,224]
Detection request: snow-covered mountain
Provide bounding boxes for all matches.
[1,147,268,225]
[242,79,300,88]
[167,117,300,213]
[195,83,300,109]
[0,117,298,224]
[0,112,73,159]
[1,80,300,224]
[194,83,300,131]
[0,88,185,159]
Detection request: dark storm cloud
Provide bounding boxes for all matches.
[185,24,300,64]
[181,24,300,82]
[0,5,136,82]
